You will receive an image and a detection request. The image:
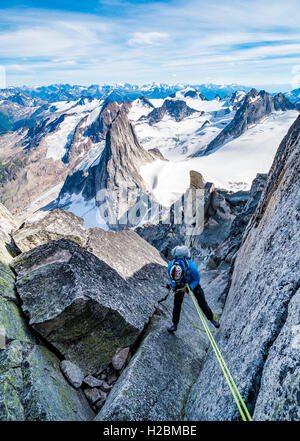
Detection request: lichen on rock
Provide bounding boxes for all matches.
[12,237,168,374]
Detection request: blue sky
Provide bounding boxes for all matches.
[1,0,300,91]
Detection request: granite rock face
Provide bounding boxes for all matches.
[136,168,247,267]
[12,236,168,374]
[84,108,154,196]
[189,170,206,190]
[0,203,18,237]
[1,204,172,420]
[0,210,93,421]
[86,101,122,143]
[57,109,155,227]
[95,291,209,421]
[1,110,299,422]
[15,344,94,421]
[184,115,300,421]
[60,360,85,389]
[214,173,267,267]
[253,288,300,420]
[141,99,199,125]
[86,227,165,279]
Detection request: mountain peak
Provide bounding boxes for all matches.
[58,108,155,209]
[141,98,199,125]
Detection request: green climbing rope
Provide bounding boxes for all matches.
[186,284,253,422]
[175,285,217,333]
[181,305,217,333]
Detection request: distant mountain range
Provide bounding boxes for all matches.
[1,82,299,134]
[0,82,298,224]
[2,82,300,104]
[1,82,252,104]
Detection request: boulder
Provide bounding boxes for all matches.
[83,375,103,388]
[0,214,94,420]
[111,347,130,371]
[84,388,102,405]
[60,360,85,389]
[86,228,165,279]
[12,237,168,374]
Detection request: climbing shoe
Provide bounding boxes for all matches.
[167,324,177,333]
[211,318,220,328]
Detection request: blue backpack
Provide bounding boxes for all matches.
[170,257,191,287]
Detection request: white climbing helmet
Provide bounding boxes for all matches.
[172,245,190,259]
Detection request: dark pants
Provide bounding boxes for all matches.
[172,283,213,325]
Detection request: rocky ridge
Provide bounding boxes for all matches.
[56,109,156,228]
[194,88,296,156]
[0,204,94,420]
[140,99,200,125]
[0,115,299,422]
[0,204,171,418]
[185,115,300,420]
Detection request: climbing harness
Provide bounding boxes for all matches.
[175,286,217,333]
[185,283,253,422]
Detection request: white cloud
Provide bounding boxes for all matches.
[0,19,109,58]
[128,32,169,46]
[1,1,300,87]
[0,8,114,62]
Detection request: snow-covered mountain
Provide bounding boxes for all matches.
[0,96,108,215]
[49,87,298,227]
[0,83,298,226]
[285,88,300,109]
[55,109,156,229]
[0,82,251,107]
[127,87,298,205]
[128,88,244,161]
[196,89,295,156]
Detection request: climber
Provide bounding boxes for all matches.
[167,245,220,333]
